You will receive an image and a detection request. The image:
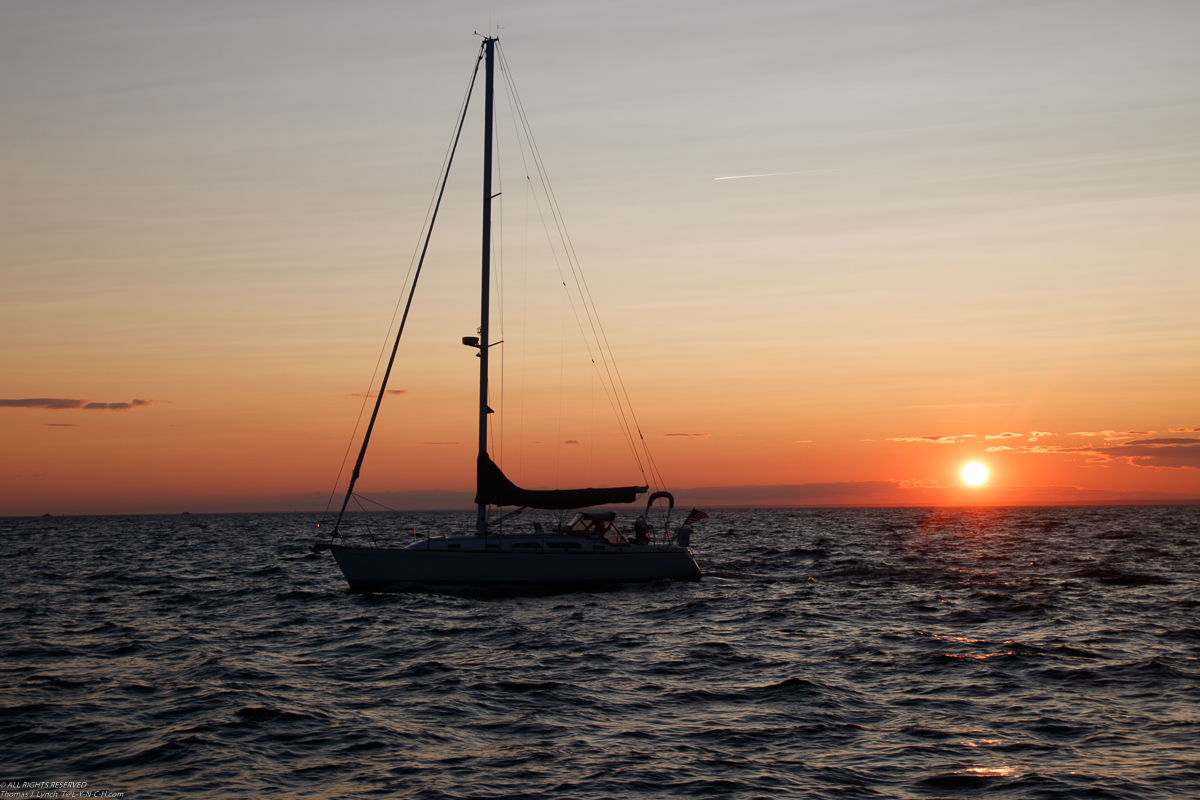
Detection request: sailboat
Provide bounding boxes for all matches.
[314,37,702,592]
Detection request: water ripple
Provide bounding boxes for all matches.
[2,507,1198,797]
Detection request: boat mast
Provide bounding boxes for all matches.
[324,42,485,540]
[476,37,496,537]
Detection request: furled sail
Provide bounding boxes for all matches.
[475,454,645,510]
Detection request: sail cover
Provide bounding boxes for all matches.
[475,454,644,509]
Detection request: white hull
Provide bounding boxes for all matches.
[330,539,701,591]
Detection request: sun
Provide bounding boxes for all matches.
[962,462,989,486]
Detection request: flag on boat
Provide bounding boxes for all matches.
[684,508,709,525]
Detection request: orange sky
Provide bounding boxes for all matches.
[3,2,1199,516]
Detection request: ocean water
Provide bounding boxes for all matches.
[2,506,1198,799]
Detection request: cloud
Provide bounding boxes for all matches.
[664,433,709,439]
[564,440,579,444]
[1115,443,1200,469]
[351,389,407,398]
[892,431,1057,444]
[1123,438,1200,446]
[84,400,150,410]
[989,437,1200,469]
[983,443,1115,465]
[889,427,1195,467]
[1068,430,1153,441]
[1023,445,1097,455]
[887,434,976,444]
[44,423,78,427]
[1,398,88,409]
[1,398,150,411]
[894,478,948,488]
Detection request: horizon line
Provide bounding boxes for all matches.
[8,498,1200,519]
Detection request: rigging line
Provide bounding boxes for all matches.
[495,49,643,456]
[496,49,648,483]
[556,282,565,490]
[493,50,643,468]
[524,118,652,484]
[591,360,594,485]
[349,493,380,547]
[537,237,649,481]
[331,41,488,537]
[322,47,490,522]
[352,493,401,512]
[498,50,528,484]
[553,275,649,480]
[499,66,662,492]
[518,168,530,485]
[492,93,505,467]
[510,164,646,479]
[586,352,650,479]
[520,190,530,484]
[498,44,665,490]
[488,213,503,465]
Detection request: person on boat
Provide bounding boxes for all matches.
[633,515,650,544]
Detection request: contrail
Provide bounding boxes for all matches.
[713,169,838,181]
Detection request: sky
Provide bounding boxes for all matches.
[3,0,1199,515]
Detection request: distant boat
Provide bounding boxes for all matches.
[313,38,701,591]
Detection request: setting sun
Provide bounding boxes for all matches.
[962,462,989,486]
